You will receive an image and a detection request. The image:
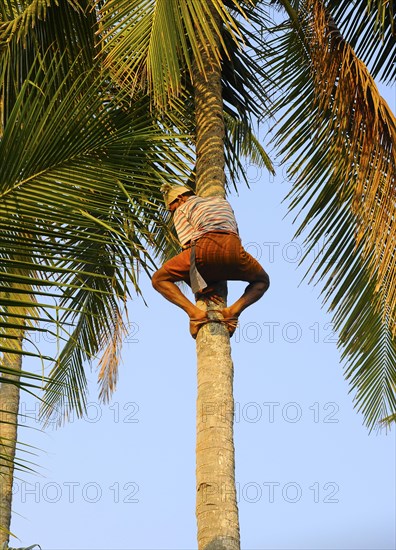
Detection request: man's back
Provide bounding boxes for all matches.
[174,195,239,246]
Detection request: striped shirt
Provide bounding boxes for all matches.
[173,195,239,246]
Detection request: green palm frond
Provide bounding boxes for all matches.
[98,0,274,121]
[0,436,41,474]
[0,0,97,128]
[224,112,274,188]
[98,0,248,108]
[266,0,396,429]
[0,49,192,419]
[221,1,274,123]
[0,0,83,44]
[340,286,396,432]
[39,240,129,424]
[301,201,396,430]
[0,53,183,245]
[96,0,276,198]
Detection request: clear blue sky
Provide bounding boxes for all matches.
[9,85,395,550]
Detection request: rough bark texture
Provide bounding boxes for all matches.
[193,3,240,549]
[0,283,27,544]
[193,12,226,199]
[196,301,240,550]
[0,342,23,545]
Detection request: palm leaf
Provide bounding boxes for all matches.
[266,0,396,428]
[224,112,274,188]
[39,238,130,424]
[220,1,274,123]
[327,0,395,84]
[0,0,97,129]
[98,0,248,108]
[302,0,396,332]
[0,50,193,420]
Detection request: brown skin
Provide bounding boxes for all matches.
[151,194,269,336]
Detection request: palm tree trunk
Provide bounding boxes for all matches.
[0,284,27,545]
[193,4,240,549]
[0,341,23,545]
[195,317,240,550]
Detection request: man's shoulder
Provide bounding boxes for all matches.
[188,195,227,206]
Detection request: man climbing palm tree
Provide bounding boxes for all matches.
[152,184,270,338]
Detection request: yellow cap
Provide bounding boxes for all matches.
[161,184,192,209]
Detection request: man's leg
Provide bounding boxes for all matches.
[152,266,210,338]
[220,269,270,330]
[152,266,207,319]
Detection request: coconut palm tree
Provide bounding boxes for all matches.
[1,0,395,548]
[0,9,264,549]
[0,1,191,543]
[0,72,187,544]
[95,0,395,548]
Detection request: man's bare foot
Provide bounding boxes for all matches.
[188,306,209,339]
[189,315,209,339]
[223,317,238,337]
[219,307,239,321]
[189,308,240,340]
[189,307,207,321]
[219,307,239,337]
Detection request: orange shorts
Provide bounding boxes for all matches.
[162,232,268,286]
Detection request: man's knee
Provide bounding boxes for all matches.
[256,269,270,292]
[152,267,171,291]
[262,270,270,291]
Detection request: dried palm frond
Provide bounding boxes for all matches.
[327,0,396,83]
[305,0,396,334]
[267,0,396,428]
[97,309,127,404]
